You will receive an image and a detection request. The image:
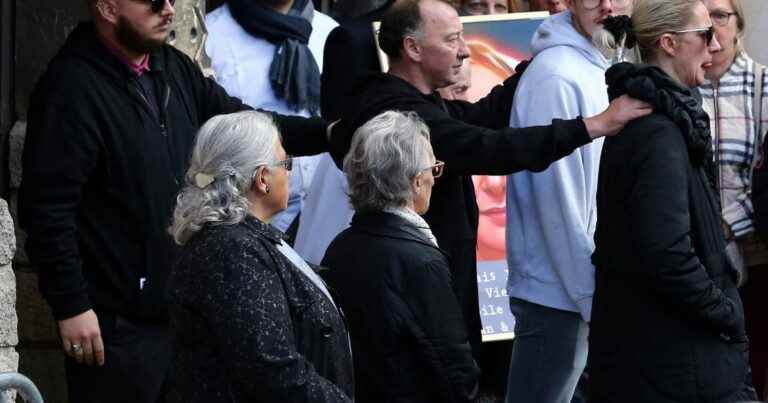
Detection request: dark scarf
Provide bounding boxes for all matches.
[605,62,716,189]
[228,0,321,115]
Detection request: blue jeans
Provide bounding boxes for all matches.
[505,297,588,403]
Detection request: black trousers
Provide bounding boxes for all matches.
[741,266,768,400]
[65,312,172,403]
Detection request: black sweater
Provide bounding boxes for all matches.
[20,22,328,322]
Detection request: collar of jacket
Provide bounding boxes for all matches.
[350,211,450,258]
[61,22,167,82]
[242,214,287,245]
[606,63,713,168]
[358,72,443,101]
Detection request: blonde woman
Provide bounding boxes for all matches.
[590,0,756,401]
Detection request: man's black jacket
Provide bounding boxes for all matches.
[329,71,592,350]
[323,212,479,403]
[20,22,328,322]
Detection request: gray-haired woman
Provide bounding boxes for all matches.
[322,110,480,403]
[165,111,353,403]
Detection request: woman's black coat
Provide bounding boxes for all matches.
[166,216,354,402]
[589,64,752,403]
[322,212,480,403]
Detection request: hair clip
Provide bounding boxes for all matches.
[194,173,215,189]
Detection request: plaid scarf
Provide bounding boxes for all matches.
[700,52,768,238]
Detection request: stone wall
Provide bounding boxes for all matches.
[9,119,66,402]
[0,198,19,400]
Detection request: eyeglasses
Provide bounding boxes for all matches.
[710,10,737,27]
[669,26,716,46]
[419,161,445,178]
[145,0,176,13]
[254,158,293,178]
[271,158,293,171]
[580,0,631,10]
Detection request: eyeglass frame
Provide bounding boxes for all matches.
[709,10,737,27]
[266,157,293,172]
[668,26,716,46]
[578,0,631,11]
[417,161,445,179]
[252,157,294,180]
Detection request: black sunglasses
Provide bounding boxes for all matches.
[148,0,176,13]
[670,26,715,46]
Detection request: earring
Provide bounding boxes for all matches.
[265,185,270,194]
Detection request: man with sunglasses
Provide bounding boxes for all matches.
[19,1,331,402]
[503,1,633,402]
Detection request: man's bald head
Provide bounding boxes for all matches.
[379,0,458,61]
[379,0,423,61]
[380,0,469,92]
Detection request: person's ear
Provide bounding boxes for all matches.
[252,167,270,195]
[403,35,423,63]
[658,33,677,58]
[412,175,423,191]
[96,0,119,24]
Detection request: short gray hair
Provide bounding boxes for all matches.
[344,111,434,212]
[170,111,280,245]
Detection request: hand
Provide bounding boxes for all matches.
[58,309,105,366]
[584,95,653,139]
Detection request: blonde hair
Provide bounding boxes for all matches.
[631,0,700,62]
[728,0,746,53]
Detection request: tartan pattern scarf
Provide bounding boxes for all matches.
[700,52,768,238]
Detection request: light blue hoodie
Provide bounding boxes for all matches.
[506,10,609,322]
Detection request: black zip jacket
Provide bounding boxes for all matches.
[323,212,479,403]
[20,22,328,322]
[328,69,592,354]
[590,64,751,402]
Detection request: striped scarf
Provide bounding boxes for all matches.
[700,52,768,238]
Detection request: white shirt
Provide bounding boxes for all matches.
[205,5,338,231]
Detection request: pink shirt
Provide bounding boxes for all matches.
[103,39,150,76]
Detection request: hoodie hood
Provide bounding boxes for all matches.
[57,22,167,82]
[531,11,608,71]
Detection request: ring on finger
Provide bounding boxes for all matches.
[71,344,83,354]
